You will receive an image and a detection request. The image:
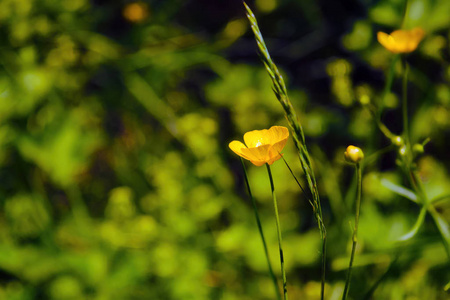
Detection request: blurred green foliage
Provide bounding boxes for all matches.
[0,0,449,299]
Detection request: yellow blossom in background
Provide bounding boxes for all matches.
[229,126,289,166]
[377,27,425,54]
[123,2,150,23]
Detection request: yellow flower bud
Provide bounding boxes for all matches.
[391,136,404,147]
[413,144,424,154]
[344,145,364,164]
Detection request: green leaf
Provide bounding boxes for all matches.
[428,206,450,244]
[430,194,450,204]
[397,206,427,241]
[380,178,418,203]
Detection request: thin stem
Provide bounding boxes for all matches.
[401,56,410,148]
[321,235,327,300]
[401,0,410,28]
[379,55,399,119]
[279,154,311,206]
[342,163,362,300]
[280,155,326,300]
[240,158,281,300]
[266,164,288,300]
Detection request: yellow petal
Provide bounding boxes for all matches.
[249,160,268,167]
[267,126,289,144]
[243,126,289,148]
[267,137,289,164]
[377,31,397,53]
[378,28,425,53]
[390,29,409,41]
[406,27,425,52]
[241,144,271,166]
[266,154,281,165]
[244,129,269,148]
[230,126,289,166]
[271,137,288,154]
[229,141,252,161]
[391,30,413,52]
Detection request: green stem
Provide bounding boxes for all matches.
[240,159,281,300]
[427,205,450,260]
[401,0,410,28]
[401,56,410,148]
[342,163,362,300]
[321,235,327,300]
[280,155,311,207]
[399,56,450,261]
[408,169,450,260]
[280,155,326,300]
[379,55,399,117]
[266,164,288,300]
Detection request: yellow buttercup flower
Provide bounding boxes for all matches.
[229,126,289,166]
[377,27,425,54]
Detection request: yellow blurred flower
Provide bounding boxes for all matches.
[377,27,425,54]
[344,145,364,164]
[229,126,289,166]
[123,2,149,23]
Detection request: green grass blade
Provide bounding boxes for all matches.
[380,178,418,203]
[427,205,450,256]
[397,206,427,241]
[430,194,450,205]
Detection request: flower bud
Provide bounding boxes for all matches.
[399,145,407,156]
[391,136,404,147]
[413,144,424,154]
[344,145,364,164]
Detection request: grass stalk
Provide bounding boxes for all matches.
[244,3,326,298]
[240,158,282,300]
[266,164,288,300]
[342,163,362,300]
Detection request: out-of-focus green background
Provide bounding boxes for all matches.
[0,0,449,299]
